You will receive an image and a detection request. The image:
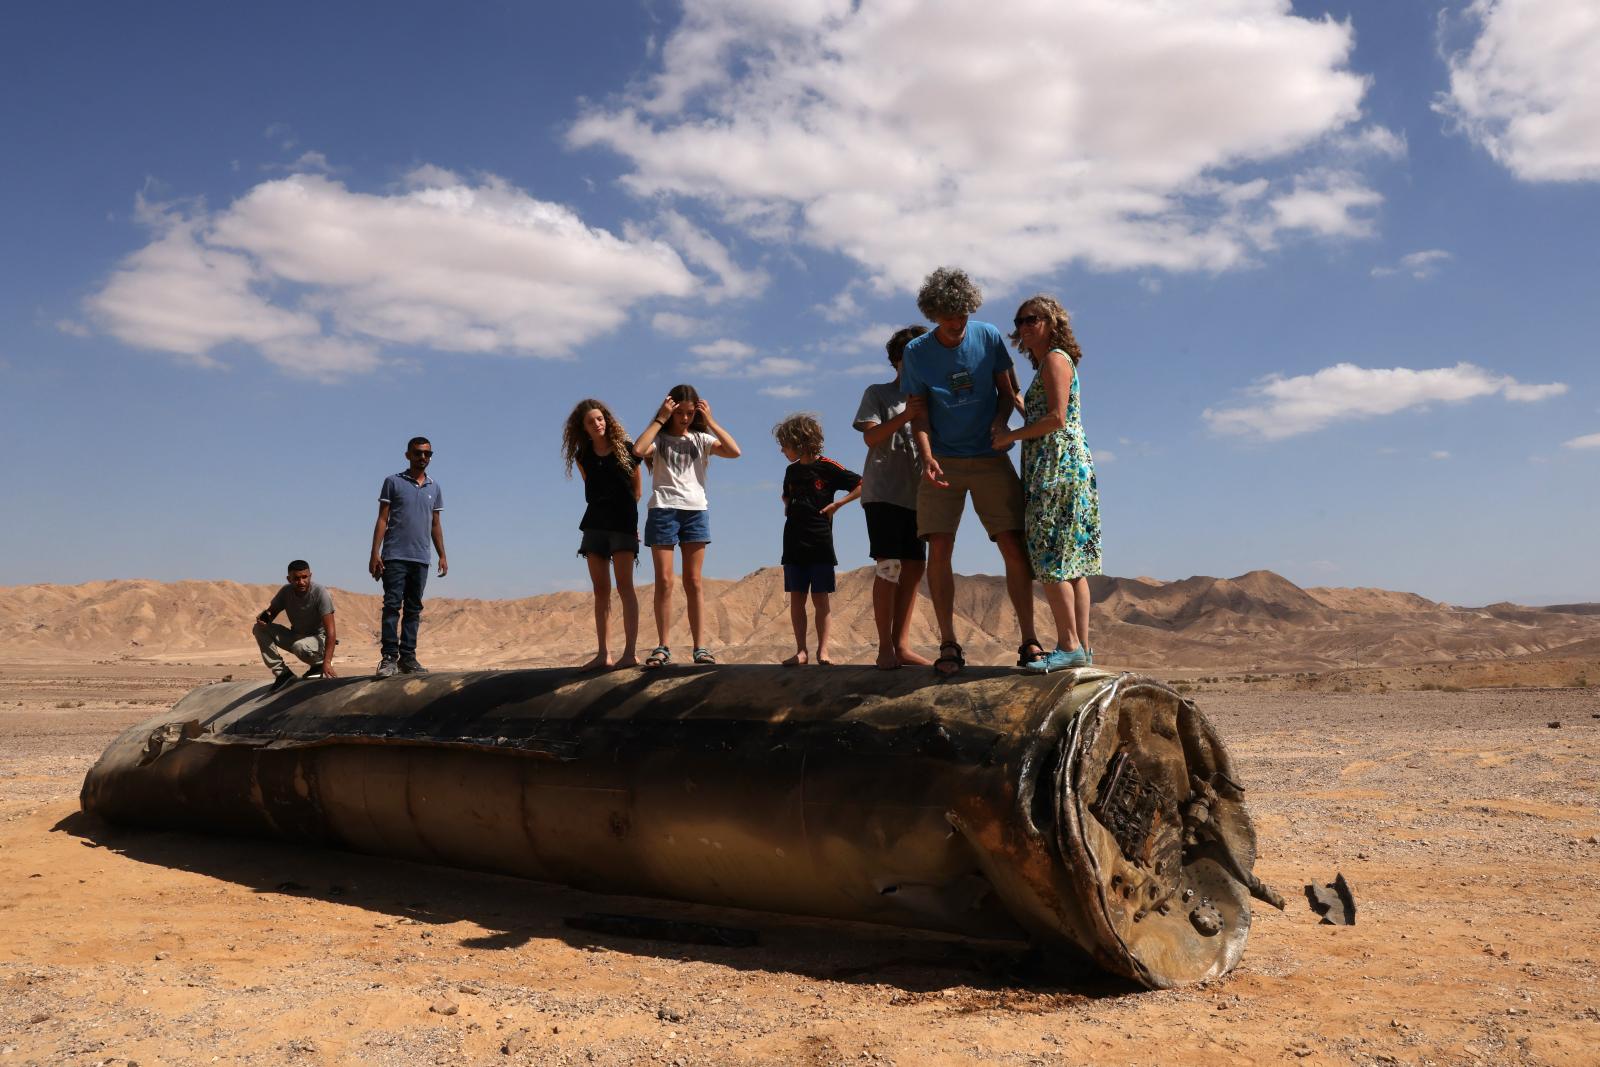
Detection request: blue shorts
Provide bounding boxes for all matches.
[783,563,836,594]
[645,507,710,547]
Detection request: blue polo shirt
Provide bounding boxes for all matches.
[900,320,1014,458]
[379,471,443,563]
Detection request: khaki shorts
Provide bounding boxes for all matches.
[916,455,1025,541]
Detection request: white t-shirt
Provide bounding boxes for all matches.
[647,431,719,510]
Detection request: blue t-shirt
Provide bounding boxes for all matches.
[379,471,443,563]
[899,320,1014,458]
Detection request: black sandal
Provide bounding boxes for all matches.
[643,646,671,669]
[933,640,965,677]
[1016,639,1047,669]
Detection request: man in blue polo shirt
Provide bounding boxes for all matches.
[369,436,448,678]
[901,266,1040,677]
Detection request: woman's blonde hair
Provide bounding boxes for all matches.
[562,398,634,477]
[1008,294,1084,368]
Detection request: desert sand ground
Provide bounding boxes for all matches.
[3,663,1599,1066]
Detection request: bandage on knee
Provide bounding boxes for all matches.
[875,559,902,584]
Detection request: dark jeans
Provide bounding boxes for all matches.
[380,559,429,660]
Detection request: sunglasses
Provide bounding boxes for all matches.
[1013,314,1044,328]
[411,450,434,458]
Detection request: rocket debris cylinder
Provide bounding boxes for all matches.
[81,665,1268,988]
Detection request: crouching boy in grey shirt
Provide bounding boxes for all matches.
[254,559,337,692]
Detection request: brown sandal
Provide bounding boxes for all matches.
[933,641,965,677]
[1016,639,1047,669]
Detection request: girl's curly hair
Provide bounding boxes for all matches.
[772,412,824,457]
[1007,294,1084,368]
[562,398,635,477]
[915,266,983,321]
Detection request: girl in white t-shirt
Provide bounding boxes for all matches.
[632,383,742,668]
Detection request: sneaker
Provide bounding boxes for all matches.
[301,667,324,680]
[398,658,428,674]
[374,657,400,679]
[1026,647,1088,674]
[269,671,296,693]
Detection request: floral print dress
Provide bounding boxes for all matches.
[1021,352,1102,582]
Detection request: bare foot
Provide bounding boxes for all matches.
[894,647,933,667]
[613,653,639,669]
[578,653,612,672]
[875,648,901,671]
[782,650,809,666]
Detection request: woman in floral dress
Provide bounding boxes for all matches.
[992,294,1101,671]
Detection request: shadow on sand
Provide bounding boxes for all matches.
[52,808,1134,1000]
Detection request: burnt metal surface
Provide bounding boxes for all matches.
[80,664,1268,988]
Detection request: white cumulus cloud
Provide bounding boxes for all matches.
[1372,249,1452,279]
[1205,361,1568,439]
[569,0,1387,291]
[86,171,701,379]
[649,209,768,302]
[682,337,810,380]
[1564,432,1600,450]
[1437,0,1600,181]
[651,311,711,338]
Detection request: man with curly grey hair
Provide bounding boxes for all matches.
[901,267,1041,676]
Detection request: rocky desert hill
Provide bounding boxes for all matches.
[3,570,1598,672]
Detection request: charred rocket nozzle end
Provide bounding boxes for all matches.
[1050,677,1259,988]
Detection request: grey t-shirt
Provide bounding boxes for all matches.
[853,381,921,510]
[268,581,335,637]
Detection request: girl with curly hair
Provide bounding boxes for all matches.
[563,398,642,670]
[993,295,1102,672]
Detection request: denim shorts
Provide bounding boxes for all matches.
[783,563,836,594]
[644,507,710,547]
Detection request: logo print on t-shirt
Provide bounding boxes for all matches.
[948,368,976,406]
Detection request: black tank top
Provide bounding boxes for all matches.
[578,445,638,533]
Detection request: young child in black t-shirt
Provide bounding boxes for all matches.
[773,413,861,665]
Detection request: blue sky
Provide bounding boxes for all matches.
[3,0,1596,605]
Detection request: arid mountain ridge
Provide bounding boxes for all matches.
[4,570,1597,672]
